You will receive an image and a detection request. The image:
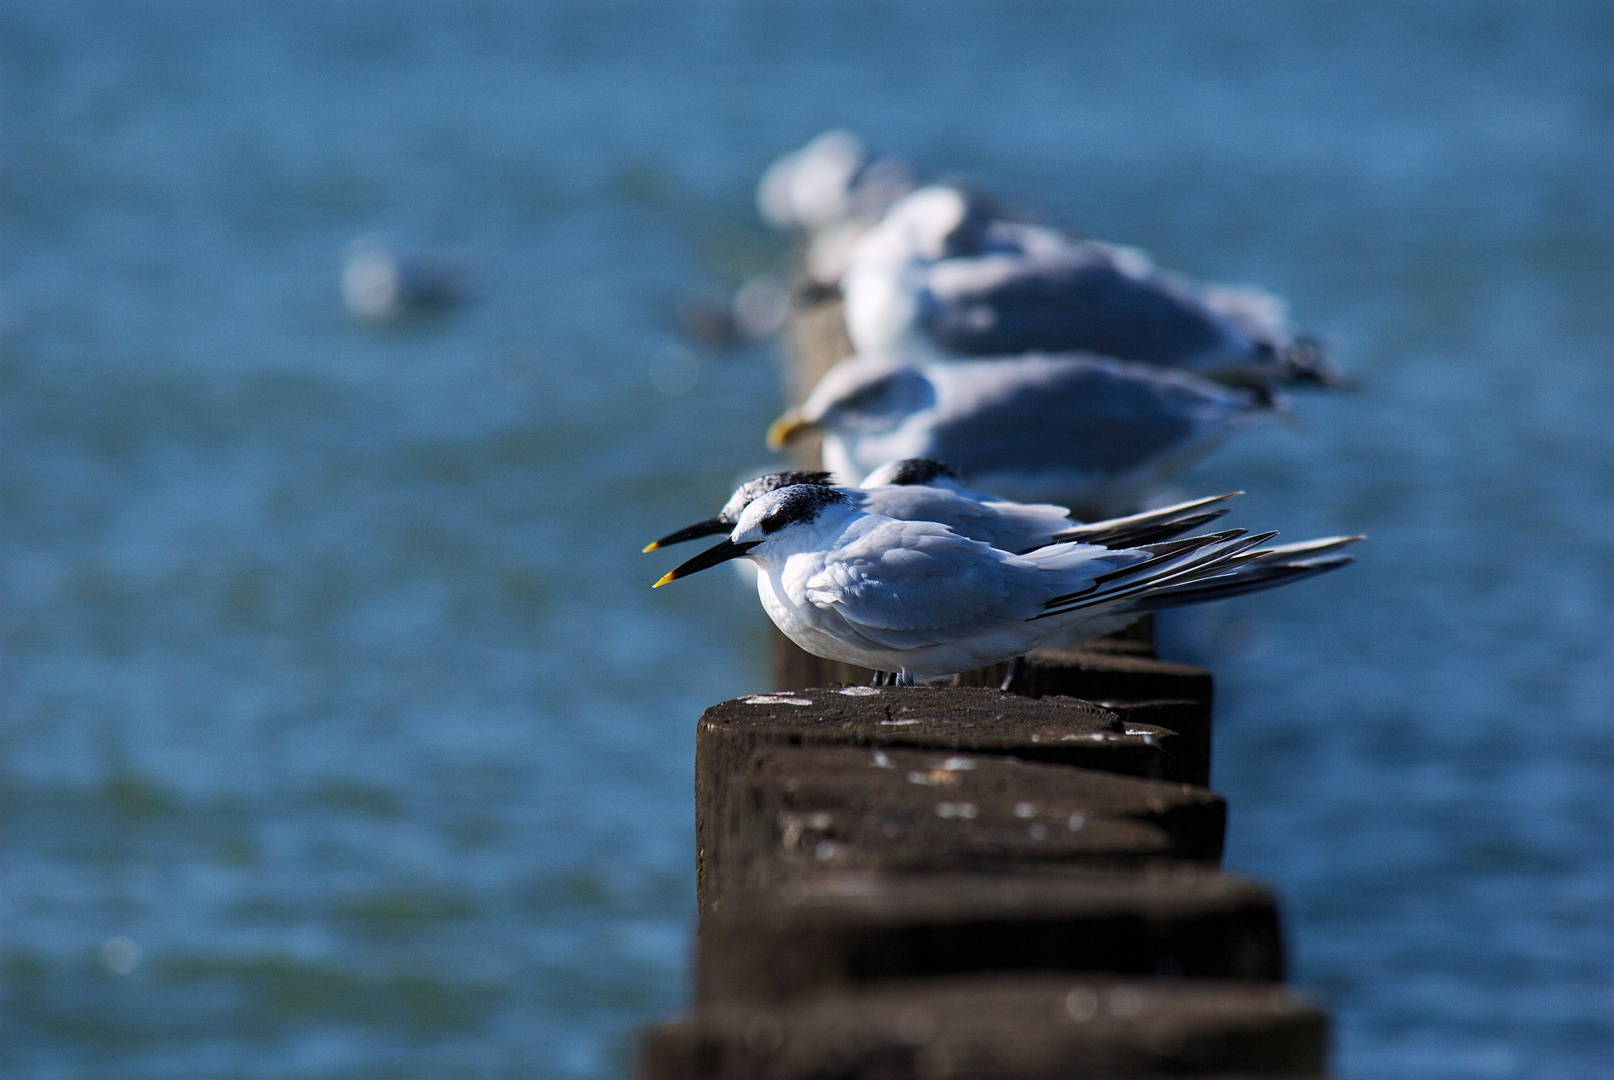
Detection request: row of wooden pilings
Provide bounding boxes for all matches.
[633,295,1335,1079]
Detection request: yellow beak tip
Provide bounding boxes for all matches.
[641,541,660,553]
[653,571,676,588]
[766,411,810,450]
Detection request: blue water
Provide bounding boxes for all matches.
[3,3,1610,1077]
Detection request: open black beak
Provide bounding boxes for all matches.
[642,517,730,553]
[653,538,761,587]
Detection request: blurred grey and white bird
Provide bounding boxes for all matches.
[767,352,1277,517]
[756,130,917,288]
[653,484,1359,684]
[341,236,469,323]
[644,460,1238,556]
[841,185,1339,388]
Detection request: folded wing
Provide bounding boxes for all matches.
[921,245,1237,367]
[803,517,1137,652]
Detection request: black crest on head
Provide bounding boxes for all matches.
[763,470,832,491]
[759,485,849,535]
[886,458,961,486]
[722,471,833,523]
[736,471,832,503]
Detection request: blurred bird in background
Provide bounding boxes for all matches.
[767,351,1278,517]
[341,234,471,324]
[841,184,1342,388]
[756,129,917,291]
[741,132,1344,523]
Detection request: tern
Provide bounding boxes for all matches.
[842,185,1340,388]
[653,484,1360,685]
[767,351,1276,517]
[756,130,916,289]
[644,460,1238,556]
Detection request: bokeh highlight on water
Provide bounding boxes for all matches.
[2,3,1610,1077]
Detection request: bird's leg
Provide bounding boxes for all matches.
[895,669,917,687]
[869,670,888,687]
[999,655,1026,692]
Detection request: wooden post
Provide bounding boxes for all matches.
[642,975,1327,1079]
[965,646,1219,785]
[694,687,1186,911]
[697,867,1285,1004]
[715,742,1226,900]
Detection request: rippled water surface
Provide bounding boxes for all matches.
[3,3,1610,1077]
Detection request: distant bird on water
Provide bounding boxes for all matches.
[652,483,1360,684]
[842,185,1341,388]
[341,236,469,323]
[767,351,1276,517]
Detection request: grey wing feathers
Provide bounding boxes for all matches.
[1045,492,1243,550]
[861,484,1074,551]
[1030,528,1283,621]
[806,521,1050,650]
[922,248,1230,364]
[1034,508,1230,553]
[1075,533,1366,615]
[1239,534,1365,564]
[1133,555,1354,610]
[931,357,1255,477]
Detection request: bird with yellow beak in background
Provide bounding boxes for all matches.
[766,351,1277,519]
